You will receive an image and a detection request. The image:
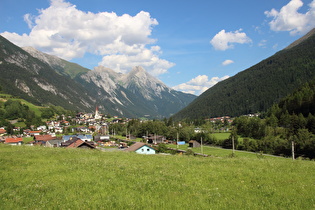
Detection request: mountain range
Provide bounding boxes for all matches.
[173,28,315,120]
[0,36,196,119]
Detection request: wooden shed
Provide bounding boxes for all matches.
[189,140,201,148]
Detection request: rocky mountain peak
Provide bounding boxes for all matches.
[22,46,63,68]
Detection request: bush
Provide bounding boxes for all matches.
[157,143,167,153]
[186,149,195,156]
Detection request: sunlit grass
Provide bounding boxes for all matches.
[167,143,278,159]
[0,144,314,209]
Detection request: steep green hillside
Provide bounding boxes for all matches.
[61,60,90,79]
[174,28,315,119]
[0,94,42,117]
[274,78,315,117]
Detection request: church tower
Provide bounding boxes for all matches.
[94,106,101,120]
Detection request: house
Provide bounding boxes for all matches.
[125,142,156,154]
[0,128,7,135]
[63,135,93,142]
[189,140,201,148]
[28,131,41,136]
[61,136,95,149]
[67,139,96,149]
[37,125,47,131]
[5,137,23,145]
[194,127,202,133]
[34,134,55,142]
[46,139,63,147]
[147,135,166,144]
[94,134,110,141]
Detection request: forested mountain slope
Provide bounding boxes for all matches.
[267,77,315,121]
[174,28,315,120]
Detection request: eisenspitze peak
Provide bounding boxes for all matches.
[131,66,146,74]
[124,66,165,86]
[127,66,151,80]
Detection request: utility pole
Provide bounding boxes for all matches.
[177,131,179,149]
[232,135,235,155]
[292,140,295,160]
[201,137,203,155]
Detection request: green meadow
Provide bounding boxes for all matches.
[0,94,42,117]
[1,144,315,209]
[168,143,276,158]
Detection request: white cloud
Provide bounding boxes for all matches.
[210,29,252,51]
[265,0,315,35]
[222,59,234,66]
[99,45,175,76]
[173,75,229,95]
[258,40,267,48]
[1,0,174,76]
[23,14,35,29]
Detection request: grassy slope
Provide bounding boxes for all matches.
[0,94,42,117]
[1,145,315,209]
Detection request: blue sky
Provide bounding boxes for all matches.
[1,0,315,95]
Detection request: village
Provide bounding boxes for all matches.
[0,107,233,155]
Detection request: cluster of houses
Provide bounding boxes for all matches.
[0,132,159,154]
[208,116,233,124]
[0,107,226,155]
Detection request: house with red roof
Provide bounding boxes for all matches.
[5,137,23,145]
[67,139,96,149]
[0,128,6,135]
[34,134,55,142]
[28,131,41,136]
[61,137,96,149]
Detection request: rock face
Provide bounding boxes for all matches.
[0,36,95,111]
[2,37,196,118]
[77,66,197,118]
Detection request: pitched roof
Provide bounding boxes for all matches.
[5,137,23,143]
[0,129,6,134]
[67,139,85,148]
[29,131,41,134]
[125,142,155,152]
[34,135,55,141]
[67,139,96,149]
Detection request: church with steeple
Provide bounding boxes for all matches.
[94,106,101,120]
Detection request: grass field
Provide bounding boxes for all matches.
[1,144,314,209]
[212,132,230,140]
[168,143,278,159]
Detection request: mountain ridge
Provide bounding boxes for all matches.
[0,37,196,118]
[0,36,95,111]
